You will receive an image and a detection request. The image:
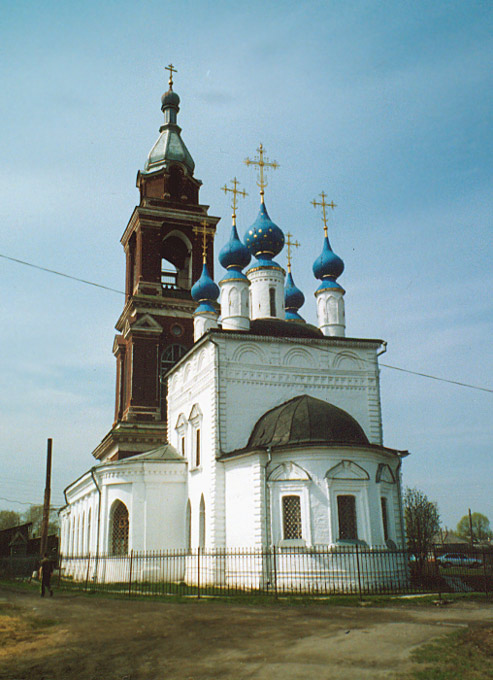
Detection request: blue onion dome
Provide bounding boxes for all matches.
[161,88,180,110]
[244,203,284,260]
[219,224,251,274]
[313,235,345,290]
[285,271,305,322]
[191,263,219,304]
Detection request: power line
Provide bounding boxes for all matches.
[2,252,491,394]
[0,496,61,509]
[0,253,125,295]
[380,363,493,394]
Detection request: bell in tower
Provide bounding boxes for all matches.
[91,66,220,463]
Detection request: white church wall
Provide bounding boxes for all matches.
[212,335,383,454]
[224,454,264,547]
[167,341,220,548]
[266,447,403,549]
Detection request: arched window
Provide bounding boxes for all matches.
[111,501,129,555]
[381,497,389,542]
[160,344,188,418]
[186,500,191,551]
[269,287,276,317]
[199,495,206,549]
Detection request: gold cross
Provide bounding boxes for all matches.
[221,177,248,225]
[244,143,279,203]
[285,232,300,272]
[165,63,177,88]
[193,219,215,263]
[311,191,336,237]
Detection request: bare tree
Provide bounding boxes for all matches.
[404,487,440,570]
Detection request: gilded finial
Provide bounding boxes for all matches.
[193,219,215,263]
[285,232,300,272]
[221,177,248,226]
[311,191,336,237]
[165,63,177,89]
[244,143,279,203]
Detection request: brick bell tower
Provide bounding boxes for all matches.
[92,66,219,462]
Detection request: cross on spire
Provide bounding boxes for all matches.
[285,232,300,272]
[311,191,337,237]
[221,177,248,225]
[165,63,177,89]
[244,143,279,203]
[193,219,215,263]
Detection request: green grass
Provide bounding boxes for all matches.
[399,626,493,679]
[1,578,492,608]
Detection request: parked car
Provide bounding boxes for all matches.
[437,553,482,569]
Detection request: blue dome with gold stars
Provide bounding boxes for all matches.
[244,203,284,260]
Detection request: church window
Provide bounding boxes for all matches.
[186,500,191,551]
[337,495,358,540]
[160,345,187,419]
[282,495,303,540]
[181,436,186,457]
[199,495,206,548]
[111,501,129,555]
[269,287,276,316]
[381,497,389,542]
[195,428,201,467]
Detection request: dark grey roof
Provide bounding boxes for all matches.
[247,395,370,449]
[248,318,323,339]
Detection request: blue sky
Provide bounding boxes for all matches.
[0,0,492,530]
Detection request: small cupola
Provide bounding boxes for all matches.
[311,192,346,337]
[219,178,251,331]
[243,145,286,321]
[284,232,305,322]
[191,221,219,340]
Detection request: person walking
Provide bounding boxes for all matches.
[40,552,53,597]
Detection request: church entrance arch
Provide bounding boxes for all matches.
[110,500,129,555]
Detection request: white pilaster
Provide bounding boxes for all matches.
[315,287,346,337]
[219,278,251,331]
[194,312,219,342]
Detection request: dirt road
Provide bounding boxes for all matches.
[0,587,492,680]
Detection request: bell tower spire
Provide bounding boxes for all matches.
[92,70,221,463]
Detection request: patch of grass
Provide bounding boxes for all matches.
[400,625,493,679]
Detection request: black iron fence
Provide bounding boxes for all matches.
[2,546,492,598]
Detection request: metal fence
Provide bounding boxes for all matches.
[2,546,492,598]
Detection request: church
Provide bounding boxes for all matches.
[60,69,409,582]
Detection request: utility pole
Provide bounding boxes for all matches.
[40,438,52,557]
[468,507,474,547]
